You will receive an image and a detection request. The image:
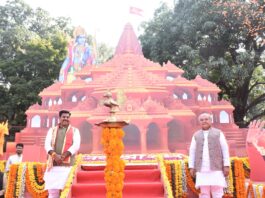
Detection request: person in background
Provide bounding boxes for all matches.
[5,143,24,172]
[44,110,80,198]
[3,143,24,196]
[189,113,230,198]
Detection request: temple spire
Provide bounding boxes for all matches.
[114,23,143,55]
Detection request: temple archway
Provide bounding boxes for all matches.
[220,110,229,123]
[146,123,161,150]
[31,115,41,128]
[123,124,141,153]
[167,120,185,152]
[78,122,93,153]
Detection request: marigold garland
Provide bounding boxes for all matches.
[157,155,173,198]
[101,127,125,198]
[163,158,256,198]
[224,159,234,197]
[181,161,188,197]
[174,160,183,197]
[184,161,200,196]
[5,163,47,198]
[164,159,197,198]
[171,163,176,196]
[0,160,6,172]
[246,181,255,198]
[5,164,18,198]
[25,162,48,198]
[4,153,264,198]
[241,157,250,178]
[165,161,172,186]
[256,184,262,198]
[233,158,246,198]
[16,163,26,197]
[244,181,265,198]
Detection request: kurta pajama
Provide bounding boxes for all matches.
[189,130,230,188]
[44,125,80,190]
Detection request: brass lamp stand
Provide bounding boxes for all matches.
[96,91,128,198]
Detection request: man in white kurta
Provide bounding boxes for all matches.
[189,113,230,198]
[4,143,24,196]
[5,143,24,172]
[44,110,80,198]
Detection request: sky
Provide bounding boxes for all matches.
[3,0,174,48]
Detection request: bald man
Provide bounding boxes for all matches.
[189,113,230,198]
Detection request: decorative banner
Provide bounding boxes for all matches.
[82,153,185,163]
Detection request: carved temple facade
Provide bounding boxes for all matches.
[6,23,246,162]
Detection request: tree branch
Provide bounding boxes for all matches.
[246,93,265,112]
[249,81,265,93]
[217,80,232,96]
[249,110,265,123]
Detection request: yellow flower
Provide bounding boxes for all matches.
[102,127,125,197]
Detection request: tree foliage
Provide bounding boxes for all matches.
[140,0,265,127]
[86,35,114,65]
[96,42,113,64]
[0,0,71,127]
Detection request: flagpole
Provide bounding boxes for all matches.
[93,28,98,65]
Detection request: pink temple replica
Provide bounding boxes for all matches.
[4,23,264,182]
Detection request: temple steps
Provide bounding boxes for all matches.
[71,164,164,198]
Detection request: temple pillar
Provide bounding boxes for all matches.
[138,126,147,153]
[92,126,102,153]
[159,123,169,152]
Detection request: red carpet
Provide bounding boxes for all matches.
[71,164,164,198]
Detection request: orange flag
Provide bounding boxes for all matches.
[129,6,143,16]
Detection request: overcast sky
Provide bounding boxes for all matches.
[1,0,173,47]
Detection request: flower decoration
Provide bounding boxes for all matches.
[101,127,125,198]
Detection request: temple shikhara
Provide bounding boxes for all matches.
[9,23,246,162]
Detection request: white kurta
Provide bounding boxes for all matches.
[44,126,81,190]
[5,154,23,172]
[189,130,230,188]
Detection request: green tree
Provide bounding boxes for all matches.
[0,0,70,128]
[96,42,113,64]
[140,0,265,127]
[86,35,114,65]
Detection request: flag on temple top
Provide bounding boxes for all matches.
[129,6,143,16]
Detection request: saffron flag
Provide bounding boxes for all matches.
[129,6,143,16]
